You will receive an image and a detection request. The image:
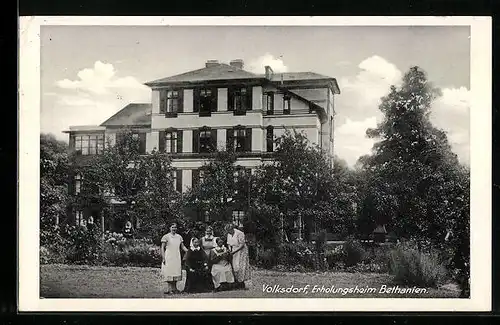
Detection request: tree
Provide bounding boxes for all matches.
[358,66,469,247]
[79,130,180,238]
[252,130,357,243]
[40,133,69,229]
[184,150,249,222]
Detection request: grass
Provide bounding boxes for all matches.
[40,264,460,299]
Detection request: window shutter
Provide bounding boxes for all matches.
[178,90,184,113]
[139,133,147,154]
[228,87,234,111]
[159,90,166,114]
[211,87,218,112]
[158,131,165,153]
[226,128,233,151]
[246,86,253,110]
[245,128,252,152]
[192,169,200,188]
[176,130,183,153]
[176,169,183,192]
[193,89,200,113]
[211,129,218,151]
[192,129,199,153]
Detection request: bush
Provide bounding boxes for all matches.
[361,244,392,273]
[325,245,345,270]
[389,242,448,287]
[277,241,316,270]
[65,226,103,265]
[256,247,277,269]
[343,237,366,267]
[100,236,161,267]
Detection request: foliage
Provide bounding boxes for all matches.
[342,237,366,267]
[40,133,69,228]
[65,225,103,264]
[389,240,448,287]
[184,150,249,222]
[256,248,278,269]
[100,237,161,267]
[252,131,357,242]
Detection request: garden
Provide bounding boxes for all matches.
[40,66,470,299]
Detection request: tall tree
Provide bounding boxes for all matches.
[253,131,357,242]
[358,66,469,246]
[40,133,69,228]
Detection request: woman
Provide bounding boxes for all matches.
[160,223,188,294]
[201,226,216,256]
[184,237,212,293]
[209,237,235,292]
[225,223,251,289]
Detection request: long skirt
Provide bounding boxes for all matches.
[211,262,235,289]
[231,245,251,282]
[184,269,212,293]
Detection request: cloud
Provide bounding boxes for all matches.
[247,53,289,74]
[42,61,151,140]
[334,55,470,167]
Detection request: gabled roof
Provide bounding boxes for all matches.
[145,63,261,86]
[100,103,151,127]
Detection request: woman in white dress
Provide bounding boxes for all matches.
[208,237,235,292]
[225,223,251,289]
[160,223,188,294]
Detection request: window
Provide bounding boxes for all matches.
[265,92,274,115]
[74,134,104,155]
[227,127,252,152]
[199,129,213,153]
[195,88,216,116]
[198,169,206,184]
[229,87,251,115]
[283,94,291,115]
[166,131,177,153]
[266,126,274,152]
[232,210,245,228]
[160,89,183,116]
[74,174,83,194]
[159,130,182,153]
[75,210,84,226]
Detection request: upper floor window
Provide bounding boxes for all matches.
[160,89,183,116]
[227,126,252,152]
[170,169,182,192]
[194,87,217,116]
[74,134,104,155]
[159,129,182,153]
[266,126,274,152]
[192,167,207,189]
[229,86,252,115]
[283,94,291,115]
[264,92,274,115]
[193,128,217,153]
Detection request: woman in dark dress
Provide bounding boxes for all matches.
[183,237,213,293]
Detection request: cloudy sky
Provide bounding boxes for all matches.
[40,26,470,167]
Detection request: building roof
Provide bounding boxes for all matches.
[145,63,261,86]
[258,71,334,82]
[100,103,151,127]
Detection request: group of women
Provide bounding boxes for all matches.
[160,222,252,294]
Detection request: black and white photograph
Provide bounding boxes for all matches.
[19,17,491,312]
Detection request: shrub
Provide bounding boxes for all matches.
[361,244,392,273]
[342,237,366,267]
[65,226,103,265]
[256,247,277,269]
[389,242,448,287]
[277,241,316,270]
[325,245,345,269]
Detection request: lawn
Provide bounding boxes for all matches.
[40,264,460,299]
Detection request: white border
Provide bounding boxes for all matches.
[19,16,492,312]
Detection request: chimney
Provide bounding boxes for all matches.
[265,65,274,80]
[229,59,244,69]
[205,60,220,68]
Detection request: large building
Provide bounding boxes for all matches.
[65,59,340,229]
